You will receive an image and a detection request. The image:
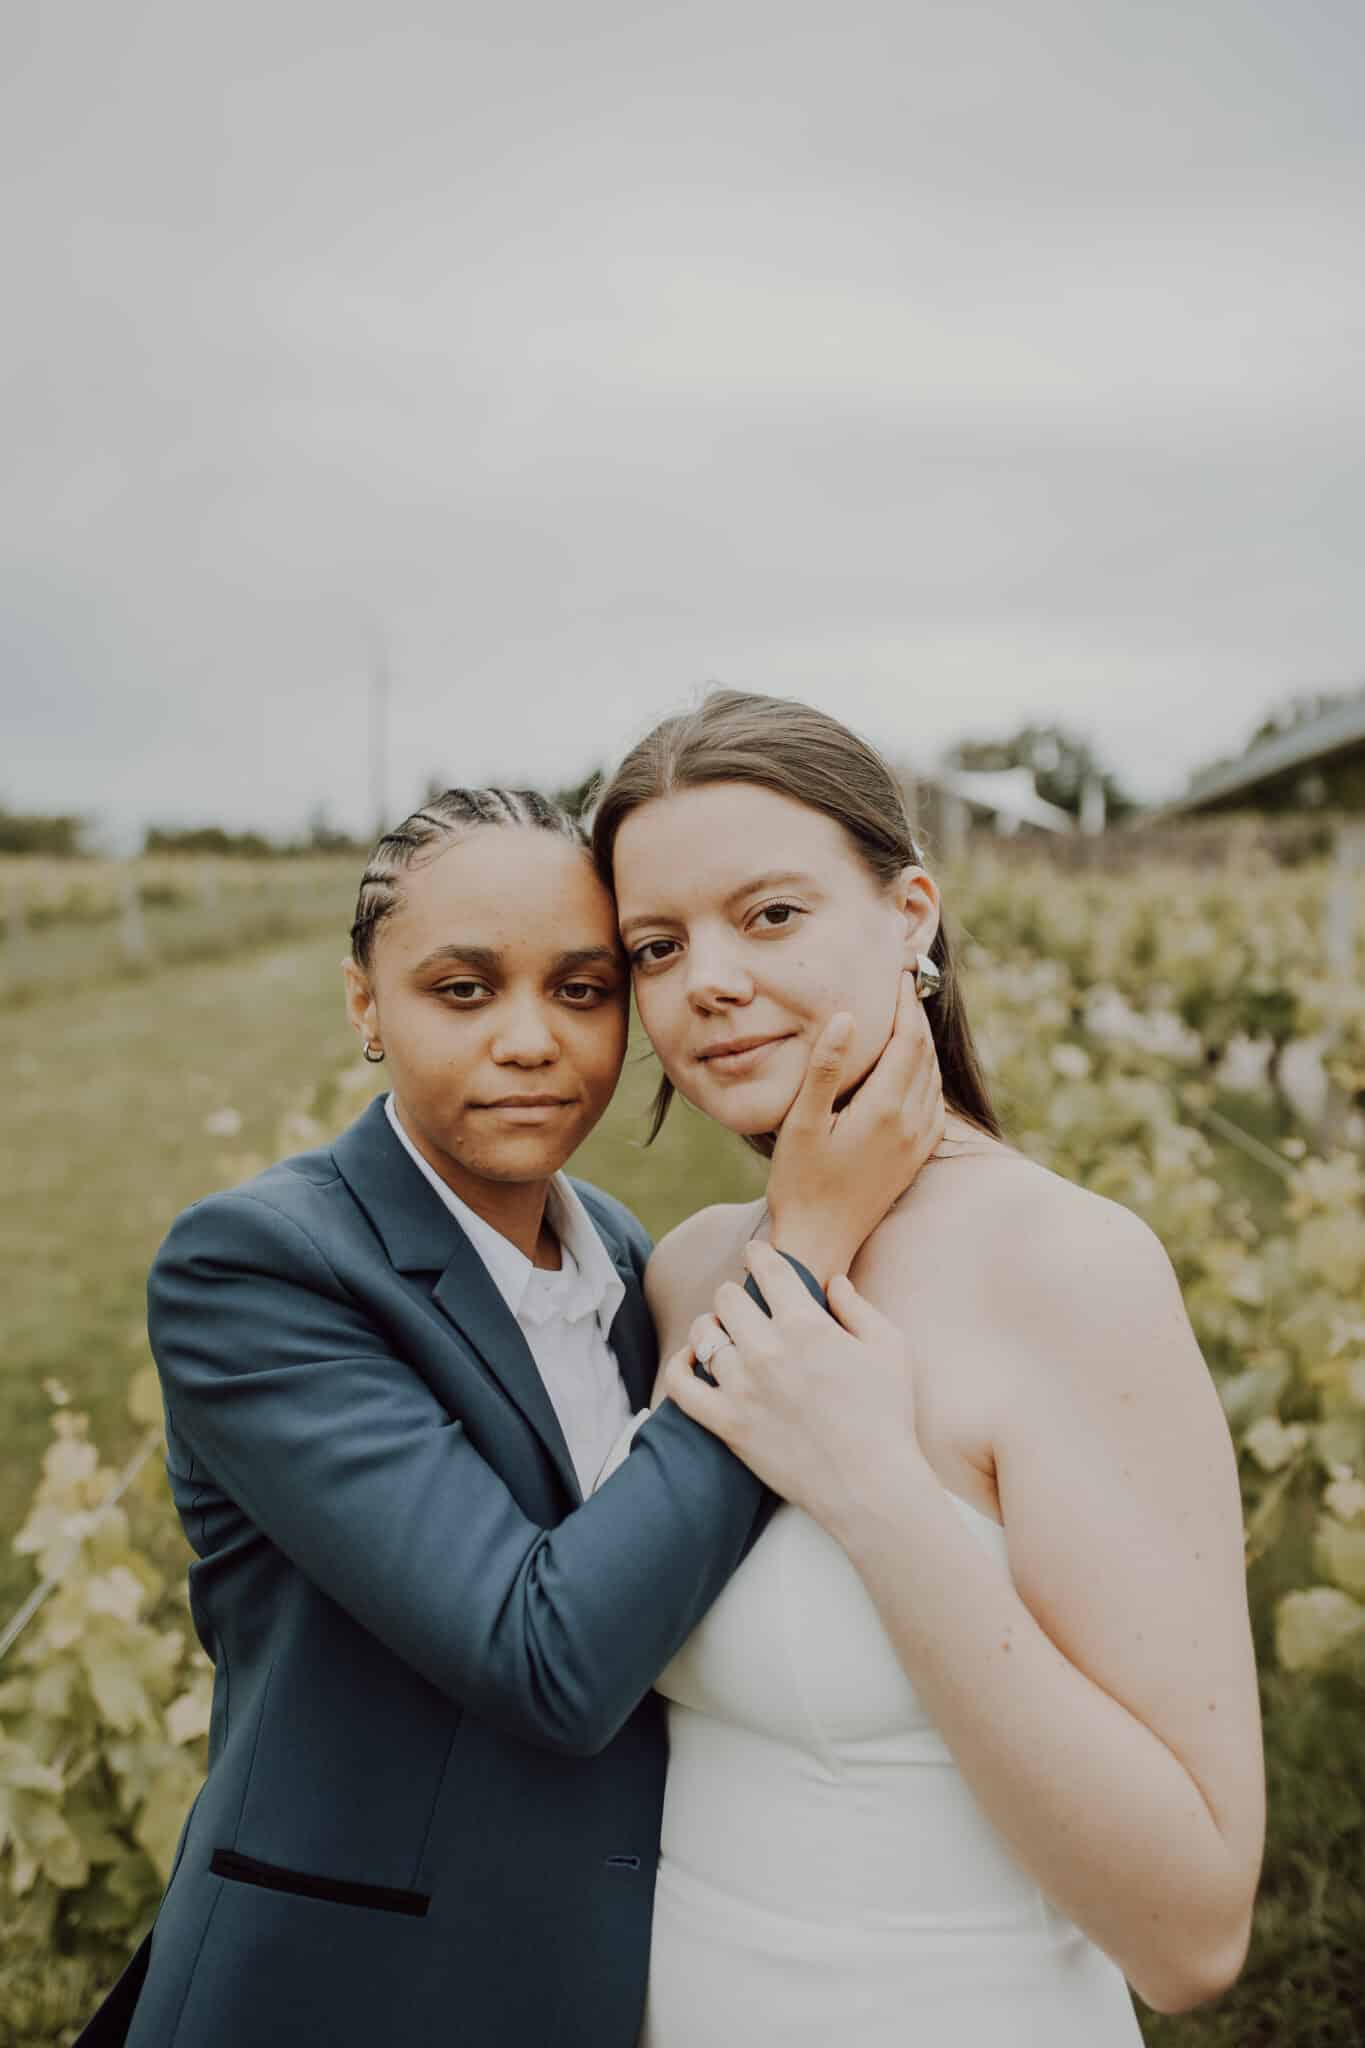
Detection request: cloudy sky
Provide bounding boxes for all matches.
[2,0,1361,844]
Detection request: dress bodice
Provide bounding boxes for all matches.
[642,1492,1144,2045]
[658,1489,1007,1754]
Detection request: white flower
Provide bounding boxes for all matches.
[1244,1416,1308,1473]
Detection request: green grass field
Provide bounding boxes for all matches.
[2,913,1363,2044]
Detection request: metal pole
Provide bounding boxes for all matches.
[370,640,390,838]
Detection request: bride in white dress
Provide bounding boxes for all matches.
[590,690,1264,2045]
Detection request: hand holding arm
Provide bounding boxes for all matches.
[150,1191,771,1759]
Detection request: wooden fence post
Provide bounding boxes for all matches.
[1325,818,1365,980]
[6,871,24,952]
[1320,817,1365,1148]
[119,861,148,964]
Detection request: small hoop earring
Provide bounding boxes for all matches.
[363,1040,386,1064]
[912,953,942,1000]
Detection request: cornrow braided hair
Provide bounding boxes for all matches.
[349,787,585,971]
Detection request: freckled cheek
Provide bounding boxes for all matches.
[774,962,842,1026]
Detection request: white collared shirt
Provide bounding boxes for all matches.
[384,1093,638,1498]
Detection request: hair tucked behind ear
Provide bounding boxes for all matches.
[590,688,1001,1153]
[349,788,585,972]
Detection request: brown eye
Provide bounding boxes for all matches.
[630,939,679,969]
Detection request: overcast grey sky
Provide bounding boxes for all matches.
[2,0,1361,843]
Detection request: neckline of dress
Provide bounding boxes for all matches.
[944,1488,1006,1535]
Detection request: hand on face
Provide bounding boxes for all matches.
[660,1241,924,1530]
[615,783,943,1156]
[765,970,946,1282]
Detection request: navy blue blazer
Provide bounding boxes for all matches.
[77,1094,781,2048]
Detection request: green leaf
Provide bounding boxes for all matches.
[1219,1361,1290,1431]
[127,1369,164,1429]
[134,1754,203,1883]
[80,1644,155,1736]
[1275,1586,1365,1672]
[1314,1515,1365,1599]
[29,1657,79,1720]
[0,1739,65,1796]
[165,1680,212,1747]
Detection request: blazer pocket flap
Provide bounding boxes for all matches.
[210,1847,430,1917]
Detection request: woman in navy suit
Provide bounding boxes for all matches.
[77,785,943,2048]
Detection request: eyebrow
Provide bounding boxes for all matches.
[619,871,815,942]
[411,943,622,976]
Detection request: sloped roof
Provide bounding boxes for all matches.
[1153,688,1365,818]
[931,765,1076,833]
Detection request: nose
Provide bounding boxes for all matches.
[683,934,754,1013]
[490,993,561,1065]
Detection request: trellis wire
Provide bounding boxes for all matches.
[0,1430,161,1664]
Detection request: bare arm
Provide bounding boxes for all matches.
[661,1217,1265,2016]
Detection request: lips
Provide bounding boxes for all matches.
[696,1033,793,1064]
[476,1095,574,1109]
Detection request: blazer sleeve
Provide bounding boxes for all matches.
[148,1190,771,1759]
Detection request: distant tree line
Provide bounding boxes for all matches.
[0,801,371,859]
[0,804,90,856]
[942,722,1136,821]
[143,811,367,857]
[13,694,1358,863]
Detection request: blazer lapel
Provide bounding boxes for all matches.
[607,1267,657,1412]
[333,1096,582,1503]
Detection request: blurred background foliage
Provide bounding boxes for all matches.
[2,811,1365,2044]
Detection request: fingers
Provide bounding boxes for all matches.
[661,1344,727,1430]
[826,1271,897,1341]
[835,972,923,1129]
[846,971,944,1166]
[709,1279,774,1354]
[895,981,946,1159]
[742,1237,826,1316]
[661,1345,706,1415]
[876,969,931,1098]
[685,1316,726,1387]
[689,1311,727,1361]
[781,1010,853,1134]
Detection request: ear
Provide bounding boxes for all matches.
[889,864,941,966]
[342,956,380,1051]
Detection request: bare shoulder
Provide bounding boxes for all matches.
[867,1147,1180,1365]
[979,1151,1164,1266]
[644,1198,767,1334]
[993,1162,1175,1318]
[955,1158,1201,1422]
